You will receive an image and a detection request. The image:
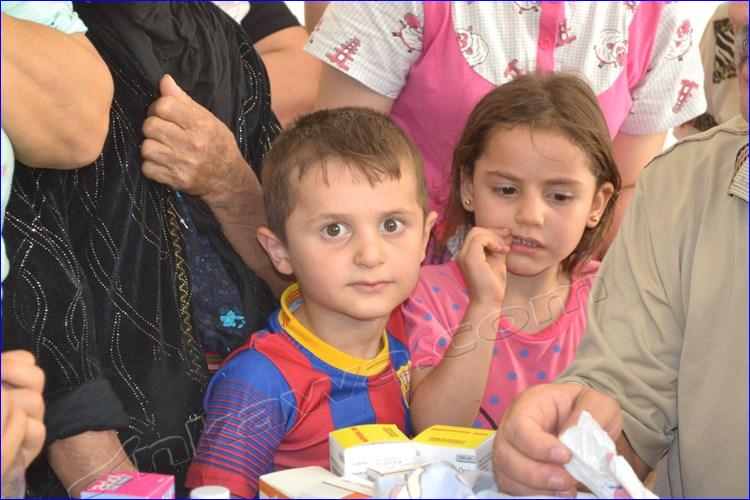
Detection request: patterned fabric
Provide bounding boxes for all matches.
[174,192,254,358]
[1,3,279,496]
[730,143,749,201]
[402,260,599,429]
[186,283,411,498]
[306,2,706,222]
[677,2,741,137]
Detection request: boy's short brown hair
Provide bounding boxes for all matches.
[261,107,429,241]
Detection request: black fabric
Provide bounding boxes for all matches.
[1,2,280,496]
[43,379,130,445]
[241,1,300,42]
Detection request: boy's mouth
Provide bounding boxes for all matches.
[350,281,392,293]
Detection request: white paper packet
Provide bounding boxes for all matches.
[559,411,658,499]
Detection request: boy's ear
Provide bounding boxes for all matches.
[257,226,294,275]
[420,211,439,261]
[587,182,616,228]
[459,169,475,213]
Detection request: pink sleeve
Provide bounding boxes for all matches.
[400,265,463,368]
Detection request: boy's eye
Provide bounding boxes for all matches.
[322,223,349,239]
[380,218,404,234]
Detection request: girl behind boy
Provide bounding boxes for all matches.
[404,73,621,431]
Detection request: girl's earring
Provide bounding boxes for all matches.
[463,199,472,206]
[590,215,600,223]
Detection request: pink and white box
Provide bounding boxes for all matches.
[81,471,175,499]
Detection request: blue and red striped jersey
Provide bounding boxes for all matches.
[186,284,411,498]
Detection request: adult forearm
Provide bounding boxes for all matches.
[202,164,289,297]
[1,13,113,168]
[410,303,501,432]
[255,27,322,128]
[616,433,652,480]
[47,430,136,498]
[605,131,666,250]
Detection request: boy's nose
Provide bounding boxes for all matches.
[353,232,386,268]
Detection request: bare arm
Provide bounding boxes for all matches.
[409,228,510,433]
[304,2,329,32]
[606,131,666,251]
[1,13,113,168]
[616,433,651,480]
[314,64,395,114]
[141,75,287,296]
[47,430,136,498]
[410,302,501,432]
[200,153,289,297]
[254,26,321,127]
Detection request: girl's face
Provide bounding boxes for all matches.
[461,126,613,279]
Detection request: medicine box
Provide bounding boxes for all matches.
[258,466,372,498]
[81,471,175,499]
[329,424,419,478]
[413,424,495,472]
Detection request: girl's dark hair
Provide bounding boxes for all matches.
[440,72,621,273]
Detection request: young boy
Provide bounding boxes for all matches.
[185,108,437,497]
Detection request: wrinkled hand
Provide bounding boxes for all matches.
[141,74,251,206]
[457,227,511,308]
[493,383,623,497]
[1,350,46,474]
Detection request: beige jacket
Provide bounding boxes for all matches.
[559,116,749,498]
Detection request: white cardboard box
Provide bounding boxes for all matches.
[412,425,495,472]
[259,466,373,498]
[329,424,419,478]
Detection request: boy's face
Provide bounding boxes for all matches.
[263,159,436,324]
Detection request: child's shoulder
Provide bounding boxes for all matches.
[218,329,304,377]
[573,259,600,281]
[569,260,601,297]
[417,260,464,287]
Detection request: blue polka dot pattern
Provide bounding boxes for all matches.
[474,420,482,428]
[406,303,414,311]
[507,371,517,381]
[432,286,440,292]
[424,312,432,321]
[537,371,547,379]
[461,289,469,296]
[519,349,529,358]
[437,338,448,348]
[492,347,499,356]
[552,344,561,353]
[489,396,500,405]
[451,303,461,311]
